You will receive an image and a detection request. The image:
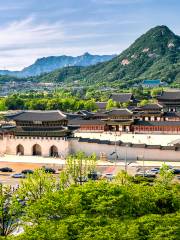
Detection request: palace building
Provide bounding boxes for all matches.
[1,94,180,160]
[0,111,71,157]
[157,90,180,112]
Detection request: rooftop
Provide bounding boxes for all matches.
[134,120,180,126]
[142,79,161,85]
[140,103,163,111]
[109,93,133,103]
[68,119,106,126]
[95,102,107,109]
[105,108,133,116]
[6,111,67,122]
[158,91,180,100]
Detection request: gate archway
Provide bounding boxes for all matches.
[49,145,58,157]
[32,144,42,156]
[16,144,24,155]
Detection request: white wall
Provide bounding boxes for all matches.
[74,132,180,146]
[0,135,70,157]
[70,139,180,161]
[1,134,180,162]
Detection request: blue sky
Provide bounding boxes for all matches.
[0,0,179,70]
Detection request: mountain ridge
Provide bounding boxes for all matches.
[30,25,180,88]
[0,52,116,78]
[1,25,180,88]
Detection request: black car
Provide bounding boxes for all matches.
[88,171,101,180]
[41,167,56,174]
[172,169,180,174]
[0,167,13,172]
[76,176,88,183]
[21,169,34,174]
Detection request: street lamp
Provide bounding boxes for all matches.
[125,144,129,172]
[115,130,118,165]
[138,152,145,177]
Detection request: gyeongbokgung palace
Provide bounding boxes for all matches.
[1,90,180,160]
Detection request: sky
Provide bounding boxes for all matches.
[0,0,179,70]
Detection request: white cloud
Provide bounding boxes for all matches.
[0,16,65,47]
[92,0,147,4]
[0,16,134,70]
[0,17,67,70]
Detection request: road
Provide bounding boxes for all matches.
[0,155,179,185]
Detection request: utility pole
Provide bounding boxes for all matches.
[143,153,145,177]
[125,144,128,172]
[115,131,117,165]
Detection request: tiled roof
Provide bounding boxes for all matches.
[140,103,163,110]
[6,111,67,121]
[142,79,161,85]
[109,93,133,102]
[163,112,180,118]
[68,119,106,126]
[95,102,107,109]
[134,120,180,126]
[105,108,133,116]
[158,91,180,100]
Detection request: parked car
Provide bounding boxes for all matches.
[41,167,56,174]
[88,171,101,180]
[146,168,160,174]
[76,176,88,183]
[21,169,34,174]
[176,175,180,180]
[172,169,180,174]
[102,173,115,181]
[11,173,25,178]
[135,171,156,178]
[0,167,13,172]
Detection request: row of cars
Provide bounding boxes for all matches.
[135,166,180,179]
[0,167,56,178]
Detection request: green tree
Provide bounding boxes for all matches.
[138,99,149,107]
[65,152,97,185]
[0,99,6,111]
[155,164,174,188]
[0,184,22,237]
[18,169,56,203]
[106,99,117,110]
[151,88,163,98]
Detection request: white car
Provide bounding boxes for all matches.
[11,173,25,178]
[103,173,115,180]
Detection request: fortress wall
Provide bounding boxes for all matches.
[1,134,180,161]
[74,132,180,146]
[1,136,70,157]
[70,139,180,161]
[0,137,7,154]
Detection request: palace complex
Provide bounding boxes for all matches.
[1,90,180,161]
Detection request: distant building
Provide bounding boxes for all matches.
[95,102,107,111]
[139,103,163,112]
[142,79,166,88]
[109,93,136,105]
[157,90,180,112]
[1,111,71,157]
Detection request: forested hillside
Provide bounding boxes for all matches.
[1,25,180,89]
[32,25,180,88]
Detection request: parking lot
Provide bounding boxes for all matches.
[0,155,179,185]
[0,161,64,186]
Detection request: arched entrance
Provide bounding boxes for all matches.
[16,144,24,155]
[49,145,58,157]
[32,144,42,156]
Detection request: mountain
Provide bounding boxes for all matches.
[0,52,116,77]
[32,25,180,88]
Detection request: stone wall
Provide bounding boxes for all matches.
[70,139,180,161]
[74,132,180,146]
[0,135,70,157]
[1,134,180,162]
